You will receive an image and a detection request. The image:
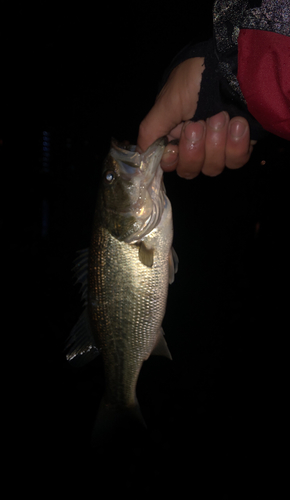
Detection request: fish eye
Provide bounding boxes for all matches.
[104,171,115,184]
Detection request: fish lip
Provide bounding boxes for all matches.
[142,136,167,185]
[140,136,168,171]
[137,137,167,214]
[110,139,141,168]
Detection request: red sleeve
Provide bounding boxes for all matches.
[237,29,290,141]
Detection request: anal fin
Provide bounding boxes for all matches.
[151,327,172,360]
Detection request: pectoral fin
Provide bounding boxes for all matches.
[168,246,179,284]
[138,241,154,267]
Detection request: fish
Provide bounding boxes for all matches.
[66,137,178,445]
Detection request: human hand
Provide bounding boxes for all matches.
[137,58,256,179]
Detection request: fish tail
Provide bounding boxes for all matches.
[91,397,147,447]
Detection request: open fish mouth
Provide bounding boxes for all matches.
[110,137,167,185]
[110,137,168,243]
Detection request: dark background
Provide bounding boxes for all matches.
[2,1,288,495]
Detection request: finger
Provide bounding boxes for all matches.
[202,111,229,176]
[225,118,252,169]
[137,102,180,153]
[175,120,206,179]
[137,79,185,153]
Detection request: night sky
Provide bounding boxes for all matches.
[2,2,288,495]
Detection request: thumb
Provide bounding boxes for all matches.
[137,57,205,152]
[137,98,181,152]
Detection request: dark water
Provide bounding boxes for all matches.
[2,2,288,495]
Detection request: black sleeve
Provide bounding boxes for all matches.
[159,38,267,141]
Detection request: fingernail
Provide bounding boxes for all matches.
[162,149,178,166]
[230,120,247,139]
[183,121,204,143]
[161,143,179,167]
[208,111,227,130]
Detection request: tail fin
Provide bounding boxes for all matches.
[91,397,147,447]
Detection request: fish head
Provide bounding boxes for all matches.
[98,137,168,242]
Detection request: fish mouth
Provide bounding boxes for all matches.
[110,136,167,178]
[110,137,168,243]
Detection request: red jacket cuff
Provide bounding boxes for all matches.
[237,29,290,141]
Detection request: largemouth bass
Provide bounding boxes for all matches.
[66,137,178,444]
